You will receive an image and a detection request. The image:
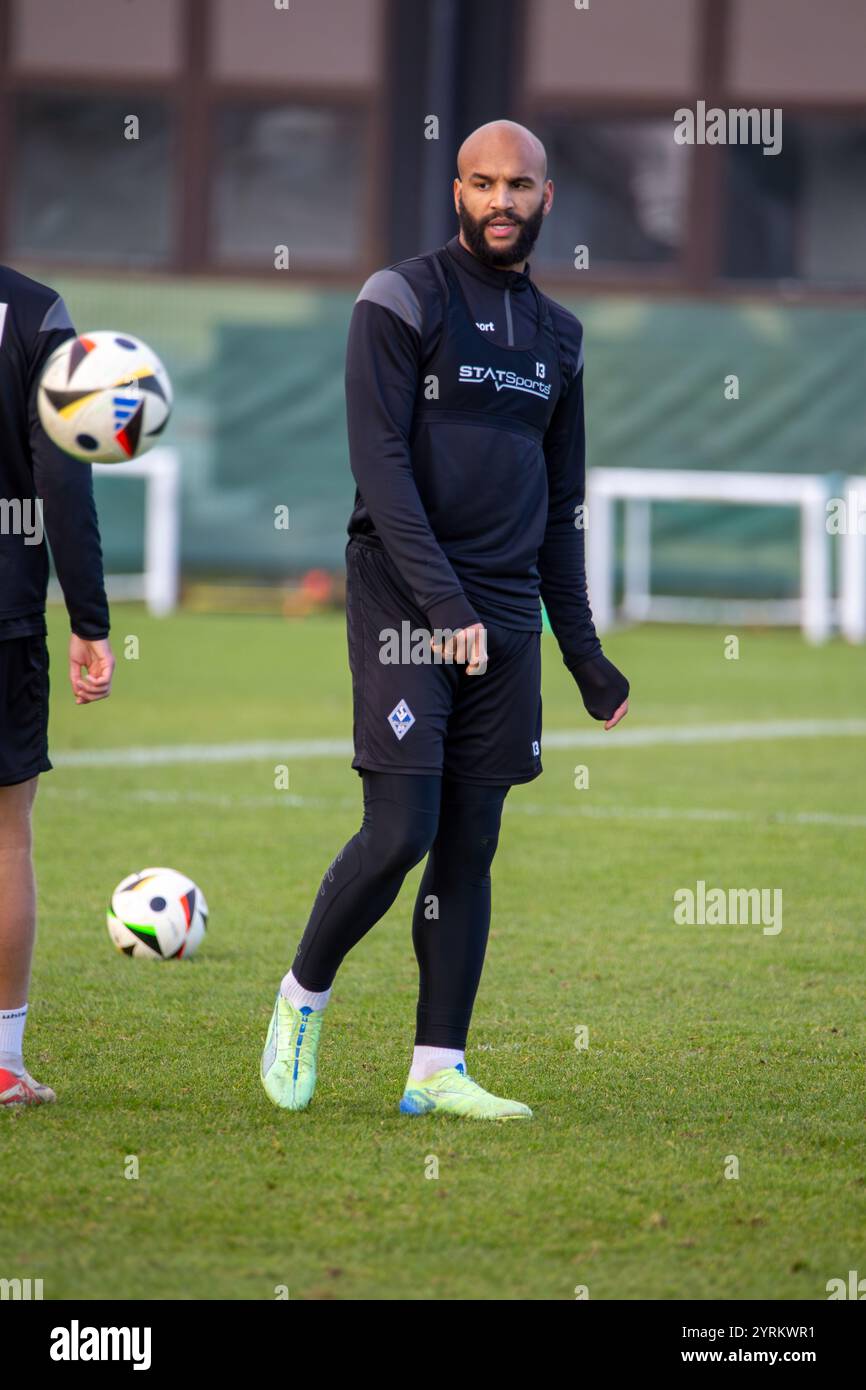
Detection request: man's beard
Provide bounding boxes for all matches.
[457,195,545,268]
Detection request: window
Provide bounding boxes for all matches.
[10,93,173,266]
[212,105,366,268]
[722,117,866,285]
[532,118,689,272]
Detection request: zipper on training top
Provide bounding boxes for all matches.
[504,287,514,345]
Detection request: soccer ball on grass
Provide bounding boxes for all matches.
[107,867,208,960]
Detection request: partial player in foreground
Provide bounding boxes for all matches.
[261,121,629,1120]
[0,265,114,1107]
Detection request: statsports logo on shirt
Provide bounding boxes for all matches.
[458,363,552,399]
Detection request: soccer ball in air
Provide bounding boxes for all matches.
[37,330,172,462]
[107,867,208,961]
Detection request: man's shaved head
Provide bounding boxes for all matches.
[456,120,548,183]
[454,120,552,270]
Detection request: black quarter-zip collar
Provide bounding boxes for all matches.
[444,234,533,293]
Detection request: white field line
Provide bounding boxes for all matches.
[51,718,866,769]
[512,803,866,829]
[52,738,351,768]
[41,785,866,830]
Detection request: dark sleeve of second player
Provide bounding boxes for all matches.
[28,305,111,640]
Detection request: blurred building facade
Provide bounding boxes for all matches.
[1,0,864,605]
[1,0,865,294]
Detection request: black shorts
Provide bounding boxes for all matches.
[346,537,542,785]
[0,634,52,786]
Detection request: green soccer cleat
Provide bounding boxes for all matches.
[399,1063,532,1120]
[260,992,325,1110]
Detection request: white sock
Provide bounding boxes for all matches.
[410,1045,465,1081]
[280,969,331,1012]
[0,1003,28,1076]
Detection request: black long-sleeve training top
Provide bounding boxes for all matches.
[345,234,602,675]
[0,264,110,640]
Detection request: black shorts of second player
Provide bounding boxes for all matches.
[0,633,52,786]
[346,538,542,785]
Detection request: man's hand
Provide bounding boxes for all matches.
[69,634,115,705]
[430,621,488,675]
[570,652,629,727]
[604,697,629,731]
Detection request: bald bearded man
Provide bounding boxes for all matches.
[260,121,630,1121]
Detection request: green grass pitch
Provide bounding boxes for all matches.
[1,606,864,1300]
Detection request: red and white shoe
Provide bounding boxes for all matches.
[0,1067,56,1107]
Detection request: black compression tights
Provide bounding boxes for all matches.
[291,771,510,1048]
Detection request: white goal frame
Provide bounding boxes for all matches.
[586,467,866,645]
[49,446,181,617]
[838,476,866,643]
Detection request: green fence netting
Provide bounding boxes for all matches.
[30,265,866,600]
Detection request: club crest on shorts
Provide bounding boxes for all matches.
[388,698,415,740]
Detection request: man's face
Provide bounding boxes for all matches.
[455,163,550,268]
